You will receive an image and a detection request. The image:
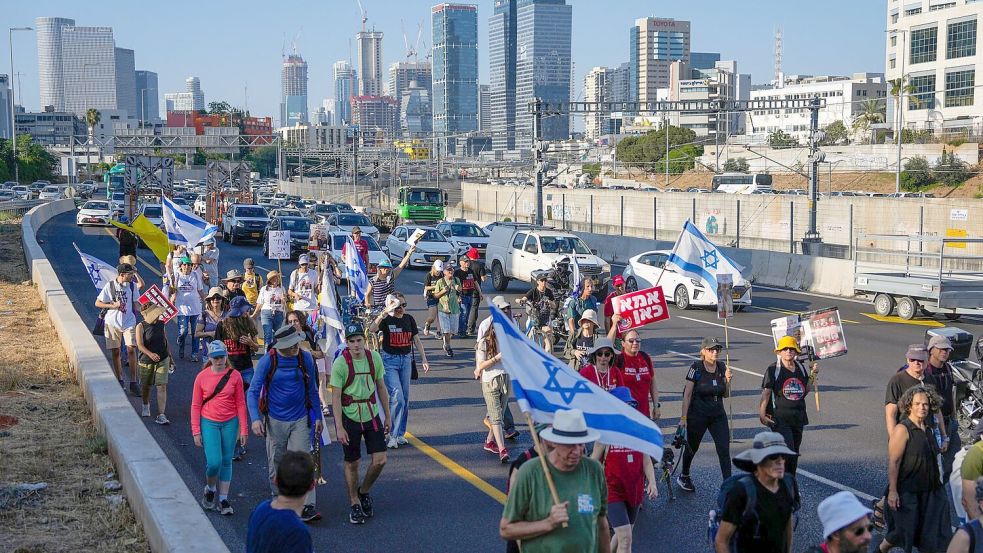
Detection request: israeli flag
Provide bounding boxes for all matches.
[342,235,369,302]
[666,220,745,290]
[73,243,117,290]
[317,266,346,358]
[489,306,663,459]
[161,196,218,247]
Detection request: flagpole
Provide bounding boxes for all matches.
[524,412,568,529]
[724,317,734,442]
[654,220,688,289]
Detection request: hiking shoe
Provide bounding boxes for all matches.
[201,488,216,510]
[504,429,520,440]
[387,435,399,449]
[155,414,170,425]
[358,489,374,518]
[396,436,408,446]
[129,382,140,396]
[218,499,234,516]
[141,404,151,417]
[348,504,367,524]
[677,474,695,493]
[300,505,322,523]
[500,448,511,464]
[483,440,500,454]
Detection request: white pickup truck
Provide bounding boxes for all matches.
[484,223,611,297]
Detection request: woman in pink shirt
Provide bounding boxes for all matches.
[191,340,248,516]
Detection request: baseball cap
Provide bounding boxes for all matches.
[535,272,548,281]
[612,275,625,286]
[491,295,509,309]
[351,225,362,234]
[115,262,135,274]
[701,337,723,350]
[928,335,953,351]
[345,323,365,340]
[432,259,444,271]
[906,344,929,362]
[207,340,228,358]
[298,254,309,265]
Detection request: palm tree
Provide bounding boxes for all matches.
[889,77,922,143]
[85,108,101,144]
[852,99,886,144]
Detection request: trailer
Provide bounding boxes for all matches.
[853,234,983,321]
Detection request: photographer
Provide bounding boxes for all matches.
[758,336,816,476]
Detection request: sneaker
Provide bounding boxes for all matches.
[300,505,322,523]
[500,448,511,464]
[677,474,695,493]
[387,435,399,449]
[446,347,454,358]
[154,414,170,425]
[201,487,216,510]
[396,436,408,446]
[357,489,374,518]
[191,353,199,363]
[483,440,500,454]
[218,499,234,516]
[179,345,185,359]
[129,382,140,396]
[348,504,367,524]
[504,429,520,440]
[141,404,151,417]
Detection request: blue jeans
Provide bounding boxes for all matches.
[458,295,475,336]
[382,351,412,438]
[260,310,284,350]
[177,314,199,355]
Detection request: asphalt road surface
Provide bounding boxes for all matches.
[42,210,983,553]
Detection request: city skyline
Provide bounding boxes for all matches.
[5,1,886,124]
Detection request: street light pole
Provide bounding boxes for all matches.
[9,26,33,184]
[892,29,908,194]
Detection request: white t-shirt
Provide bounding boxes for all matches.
[97,279,138,330]
[476,339,506,383]
[168,249,186,282]
[198,246,220,285]
[289,268,318,312]
[257,285,287,313]
[173,272,204,316]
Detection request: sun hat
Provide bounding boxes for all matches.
[141,303,166,324]
[205,287,225,301]
[612,275,625,286]
[207,340,228,358]
[384,294,402,316]
[610,386,637,407]
[116,262,135,274]
[227,296,253,318]
[351,225,362,234]
[928,335,953,351]
[119,255,137,267]
[701,337,723,350]
[539,408,600,445]
[345,323,365,340]
[906,344,929,362]
[298,254,310,265]
[818,492,872,540]
[266,270,280,282]
[579,309,599,326]
[243,258,255,269]
[732,430,798,472]
[272,325,304,350]
[432,259,444,272]
[223,269,244,282]
[491,295,510,309]
[466,247,480,260]
[587,337,620,359]
[774,335,801,353]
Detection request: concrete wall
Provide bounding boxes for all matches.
[700,142,981,173]
[22,199,229,553]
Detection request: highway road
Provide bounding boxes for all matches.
[41,210,983,552]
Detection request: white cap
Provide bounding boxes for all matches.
[432,259,444,271]
[298,254,309,265]
[818,492,872,539]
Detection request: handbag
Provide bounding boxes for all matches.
[92,281,116,336]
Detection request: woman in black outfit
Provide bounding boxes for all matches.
[677,337,732,493]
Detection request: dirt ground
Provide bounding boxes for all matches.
[0,215,150,553]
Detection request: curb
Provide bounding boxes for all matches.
[21,199,230,553]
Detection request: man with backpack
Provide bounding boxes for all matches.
[758,336,815,475]
[330,323,391,525]
[247,325,323,523]
[801,491,873,553]
[950,477,983,553]
[713,430,798,553]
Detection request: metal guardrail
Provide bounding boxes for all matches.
[0,199,44,218]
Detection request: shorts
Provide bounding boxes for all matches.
[481,374,510,426]
[426,296,438,308]
[341,414,387,463]
[138,359,169,386]
[104,324,136,350]
[437,311,459,335]
[607,500,640,528]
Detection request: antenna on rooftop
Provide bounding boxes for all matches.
[774,26,784,88]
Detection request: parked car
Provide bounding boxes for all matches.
[436,220,490,258]
[1,181,17,190]
[0,190,19,201]
[38,186,63,201]
[622,249,751,310]
[29,180,50,198]
[76,200,115,226]
[385,225,460,268]
[322,212,380,242]
[263,216,312,259]
[222,203,270,244]
[328,231,387,277]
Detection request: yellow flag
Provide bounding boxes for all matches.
[111,215,170,262]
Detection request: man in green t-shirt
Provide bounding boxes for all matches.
[330,323,391,525]
[500,408,611,553]
[961,426,983,520]
[432,263,462,357]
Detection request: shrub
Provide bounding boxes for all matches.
[933,150,970,186]
[900,156,933,191]
[722,157,750,173]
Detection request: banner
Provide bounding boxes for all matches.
[770,307,847,359]
[613,286,670,332]
[268,230,291,260]
[137,284,177,323]
[716,273,734,319]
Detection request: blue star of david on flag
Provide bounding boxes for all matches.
[665,220,745,291]
[543,364,593,404]
[701,249,719,270]
[74,243,118,291]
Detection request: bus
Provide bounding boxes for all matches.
[104,163,126,199]
[710,173,773,194]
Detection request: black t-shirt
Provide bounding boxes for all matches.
[721,476,795,553]
[455,267,482,298]
[138,320,169,363]
[574,333,594,357]
[380,314,418,355]
[424,272,441,299]
[761,362,810,427]
[215,323,254,371]
[686,361,728,417]
[927,361,955,419]
[885,369,940,423]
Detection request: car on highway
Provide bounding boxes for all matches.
[270,207,306,219]
[76,200,115,226]
[38,186,64,201]
[622,249,751,310]
[11,185,31,200]
[385,225,460,268]
[29,180,50,198]
[222,203,270,244]
[1,181,17,189]
[138,203,163,227]
[327,231,387,277]
[333,202,355,213]
[436,220,490,258]
[322,212,380,242]
[0,190,19,202]
[193,195,207,216]
[110,192,126,213]
[263,216,312,259]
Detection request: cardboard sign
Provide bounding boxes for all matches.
[613,286,670,332]
[268,230,291,260]
[138,284,177,323]
[716,273,734,320]
[407,228,426,247]
[309,224,328,251]
[770,307,847,360]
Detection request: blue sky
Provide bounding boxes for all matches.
[6,0,887,122]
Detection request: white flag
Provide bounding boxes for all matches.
[74,243,117,290]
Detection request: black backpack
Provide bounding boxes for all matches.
[708,474,799,551]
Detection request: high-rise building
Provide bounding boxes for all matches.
[186,77,205,111]
[281,53,309,126]
[691,51,721,71]
[514,0,572,148]
[489,0,517,150]
[134,70,159,123]
[114,48,136,118]
[351,95,398,144]
[401,81,433,136]
[583,64,632,140]
[357,30,384,96]
[669,59,749,138]
[631,17,690,104]
[313,99,333,125]
[164,92,194,112]
[388,61,432,102]
[0,74,11,139]
[36,17,75,112]
[432,3,479,154]
[478,84,490,131]
[334,61,357,125]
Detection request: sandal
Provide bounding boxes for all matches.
[871,497,886,531]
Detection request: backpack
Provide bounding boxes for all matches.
[708,474,800,551]
[952,440,983,524]
[258,351,311,425]
[340,348,379,427]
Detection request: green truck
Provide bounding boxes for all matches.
[369,186,448,232]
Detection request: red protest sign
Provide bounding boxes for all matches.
[138,284,178,323]
[613,286,670,332]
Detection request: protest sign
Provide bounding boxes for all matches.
[268,230,291,260]
[138,284,177,323]
[613,286,670,332]
[769,307,847,359]
[716,273,734,319]
[407,228,426,247]
[309,224,328,251]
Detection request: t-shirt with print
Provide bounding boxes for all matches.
[885,369,941,424]
[573,333,595,360]
[721,476,795,553]
[618,352,654,418]
[257,285,286,312]
[97,279,138,330]
[434,277,461,314]
[173,272,204,316]
[215,323,255,371]
[502,457,608,553]
[380,314,418,355]
[424,272,441,299]
[455,266,482,298]
[579,364,624,392]
[241,272,263,305]
[289,269,318,311]
[685,361,728,417]
[330,350,386,423]
[762,361,810,426]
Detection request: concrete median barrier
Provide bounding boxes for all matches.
[22,199,229,553]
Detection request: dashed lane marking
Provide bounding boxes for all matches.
[860,313,945,327]
[405,431,507,505]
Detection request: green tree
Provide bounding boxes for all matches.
[852,99,885,144]
[0,136,58,183]
[615,125,698,170]
[581,162,601,179]
[821,120,849,145]
[933,150,970,186]
[245,145,278,177]
[653,144,703,174]
[767,129,799,148]
[85,108,101,143]
[900,155,933,190]
[208,101,233,115]
[722,157,750,173]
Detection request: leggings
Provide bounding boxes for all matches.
[201,416,239,482]
[681,410,731,479]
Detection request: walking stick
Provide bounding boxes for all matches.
[525,412,568,529]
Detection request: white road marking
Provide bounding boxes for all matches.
[664,349,878,502]
[674,315,773,338]
[752,284,870,306]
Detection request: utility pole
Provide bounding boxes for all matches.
[532,97,544,226]
[352,126,359,202]
[894,30,907,195]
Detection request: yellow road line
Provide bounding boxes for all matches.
[103,229,163,276]
[404,431,507,505]
[748,305,860,324]
[860,313,944,327]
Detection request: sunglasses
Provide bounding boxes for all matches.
[596,350,614,357]
[849,524,875,537]
[763,454,785,463]
[625,339,641,344]
[399,303,408,308]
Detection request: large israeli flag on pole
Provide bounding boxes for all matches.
[666,220,745,290]
[342,235,369,302]
[73,243,117,290]
[489,306,663,459]
[161,196,218,247]
[317,266,346,358]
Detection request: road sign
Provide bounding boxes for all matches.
[716,273,734,319]
[613,286,670,332]
[137,284,177,323]
[268,230,291,260]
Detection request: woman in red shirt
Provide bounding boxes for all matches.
[191,341,248,516]
[578,338,625,392]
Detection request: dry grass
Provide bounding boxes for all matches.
[0,218,150,553]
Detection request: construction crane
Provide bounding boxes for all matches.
[402,20,424,62]
[355,0,367,32]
